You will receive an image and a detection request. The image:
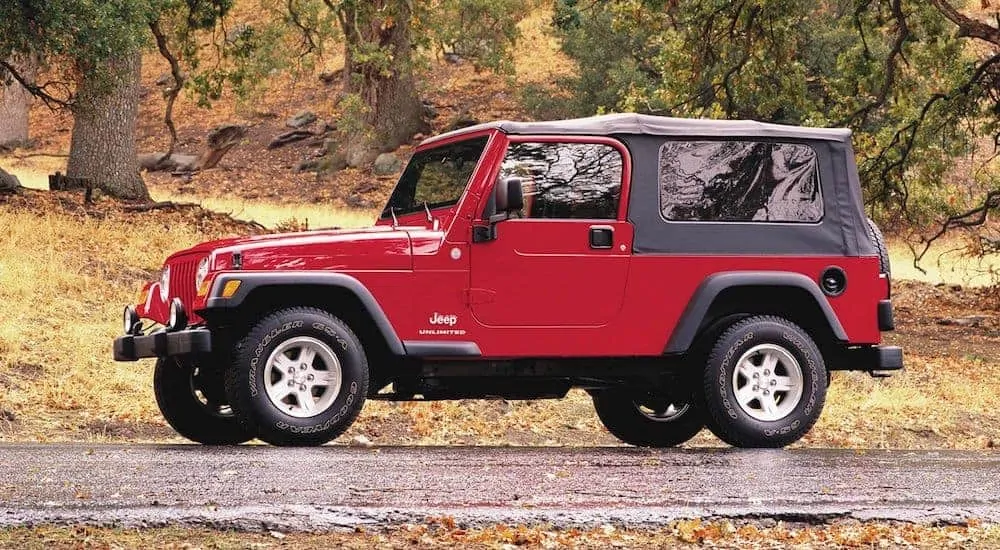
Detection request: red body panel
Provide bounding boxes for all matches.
[138,128,888,358]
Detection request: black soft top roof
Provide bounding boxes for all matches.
[420,113,852,147]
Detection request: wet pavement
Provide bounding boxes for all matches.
[0,445,997,531]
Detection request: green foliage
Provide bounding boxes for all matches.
[540,0,994,224]
[0,0,157,86]
[157,0,288,108]
[423,0,536,74]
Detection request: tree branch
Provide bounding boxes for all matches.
[0,60,72,110]
[150,19,185,162]
[838,0,909,126]
[286,0,320,54]
[910,190,1000,273]
[929,0,1000,45]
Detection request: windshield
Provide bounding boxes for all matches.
[380,136,489,219]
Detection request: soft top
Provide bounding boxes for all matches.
[420,113,851,147]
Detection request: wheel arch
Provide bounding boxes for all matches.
[200,272,406,359]
[664,271,848,355]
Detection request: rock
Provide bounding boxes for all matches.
[936,315,987,327]
[268,130,315,150]
[318,69,343,85]
[346,195,374,209]
[413,133,426,142]
[139,153,199,173]
[421,101,439,119]
[296,159,320,172]
[372,152,403,176]
[353,181,379,195]
[350,435,374,448]
[286,111,318,129]
[444,52,463,65]
[316,151,348,174]
[447,115,481,131]
[0,167,21,193]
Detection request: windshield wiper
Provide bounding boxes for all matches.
[423,201,433,224]
[389,206,398,228]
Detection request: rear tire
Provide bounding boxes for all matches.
[154,358,254,445]
[593,389,704,447]
[224,307,369,446]
[702,315,827,448]
[866,217,891,275]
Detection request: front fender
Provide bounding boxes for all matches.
[200,271,405,356]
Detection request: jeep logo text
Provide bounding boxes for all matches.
[429,312,459,326]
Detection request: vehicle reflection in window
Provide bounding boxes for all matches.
[500,142,623,219]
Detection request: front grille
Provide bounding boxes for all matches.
[169,255,202,315]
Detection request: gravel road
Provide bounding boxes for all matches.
[0,445,997,531]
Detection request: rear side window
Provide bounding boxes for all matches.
[659,140,822,223]
[499,142,623,219]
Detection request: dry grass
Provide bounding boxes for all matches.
[1,520,997,549]
[888,236,1000,288]
[149,191,377,230]
[0,198,234,441]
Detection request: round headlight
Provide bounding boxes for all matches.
[195,257,210,293]
[123,306,140,335]
[159,266,171,302]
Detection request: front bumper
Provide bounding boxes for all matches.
[113,328,212,362]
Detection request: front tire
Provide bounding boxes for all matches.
[702,316,827,448]
[593,389,704,447]
[153,358,253,445]
[224,307,369,446]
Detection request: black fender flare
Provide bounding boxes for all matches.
[202,271,405,356]
[664,271,848,354]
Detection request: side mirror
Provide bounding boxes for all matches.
[473,177,526,243]
[495,177,524,214]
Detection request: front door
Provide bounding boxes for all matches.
[470,139,631,327]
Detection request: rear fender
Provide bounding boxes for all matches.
[664,271,848,354]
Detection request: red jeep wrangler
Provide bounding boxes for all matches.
[114,114,901,448]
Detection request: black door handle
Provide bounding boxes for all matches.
[589,226,614,249]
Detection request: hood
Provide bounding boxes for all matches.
[170,226,419,272]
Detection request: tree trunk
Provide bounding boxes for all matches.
[66,49,149,201]
[0,55,36,148]
[339,0,428,168]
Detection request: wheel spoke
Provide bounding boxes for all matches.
[311,370,336,386]
[760,393,778,417]
[772,375,795,392]
[735,384,756,407]
[298,347,317,368]
[268,384,294,403]
[762,353,779,373]
[298,390,316,413]
[735,360,755,381]
[272,354,296,373]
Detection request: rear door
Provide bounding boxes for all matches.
[470,138,632,327]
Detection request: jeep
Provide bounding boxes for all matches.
[113,113,901,448]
